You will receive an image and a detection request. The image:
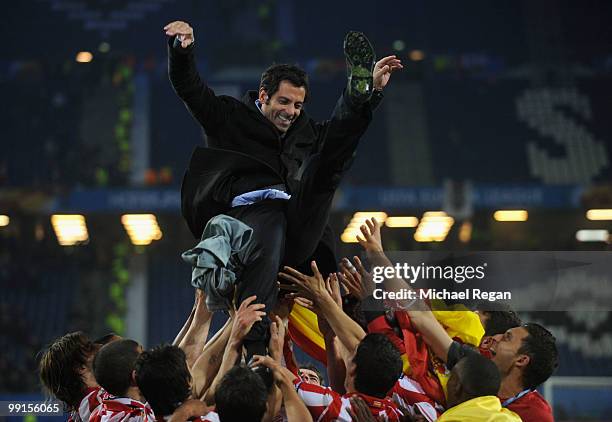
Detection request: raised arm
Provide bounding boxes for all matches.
[202,296,266,405]
[279,262,366,354]
[294,274,347,393]
[172,305,195,347]
[356,218,431,311]
[177,289,213,369]
[164,20,233,137]
[190,314,232,399]
[355,218,454,360]
[407,310,454,364]
[250,355,313,422]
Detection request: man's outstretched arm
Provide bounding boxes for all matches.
[280,262,366,354]
[190,315,232,399]
[250,355,313,422]
[176,289,213,369]
[164,20,233,137]
[201,296,266,405]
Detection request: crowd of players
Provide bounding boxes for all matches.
[39,218,559,421]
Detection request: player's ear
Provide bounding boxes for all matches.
[258,88,269,104]
[515,353,530,369]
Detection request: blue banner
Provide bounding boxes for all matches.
[50,185,585,213]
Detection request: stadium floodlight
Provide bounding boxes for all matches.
[76,51,93,63]
[51,214,89,246]
[414,211,454,242]
[0,215,9,227]
[576,229,609,242]
[341,211,388,243]
[458,221,472,243]
[385,216,419,228]
[586,209,612,221]
[121,214,162,245]
[493,210,528,222]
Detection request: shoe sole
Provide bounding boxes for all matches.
[344,31,375,100]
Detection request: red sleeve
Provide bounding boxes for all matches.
[506,392,553,422]
[293,379,341,421]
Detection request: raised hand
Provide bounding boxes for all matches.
[338,256,374,300]
[268,315,286,363]
[373,55,403,90]
[250,354,290,384]
[327,272,343,307]
[229,295,266,346]
[293,273,341,338]
[164,20,195,48]
[279,261,332,305]
[281,261,366,352]
[250,355,311,422]
[356,217,384,254]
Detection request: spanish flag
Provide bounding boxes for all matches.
[367,302,484,405]
[287,303,327,364]
[369,311,447,407]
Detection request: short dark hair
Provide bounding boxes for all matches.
[299,363,324,384]
[519,323,559,389]
[39,332,95,410]
[135,345,191,417]
[475,302,522,337]
[93,339,140,397]
[455,353,501,400]
[215,366,268,422]
[353,333,403,398]
[259,64,309,102]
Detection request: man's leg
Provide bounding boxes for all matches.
[227,200,286,360]
[284,93,373,268]
[284,31,377,270]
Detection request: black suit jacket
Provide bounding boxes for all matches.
[169,38,377,270]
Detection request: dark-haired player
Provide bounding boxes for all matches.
[39,332,119,422]
[439,354,520,421]
[90,339,154,422]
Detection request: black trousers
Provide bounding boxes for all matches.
[228,94,372,358]
[226,199,287,358]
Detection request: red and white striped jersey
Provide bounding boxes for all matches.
[294,379,403,422]
[89,396,155,422]
[68,386,111,422]
[389,375,442,422]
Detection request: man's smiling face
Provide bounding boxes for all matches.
[259,80,305,133]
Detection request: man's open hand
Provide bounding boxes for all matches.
[229,295,266,346]
[373,55,403,90]
[250,354,297,387]
[338,256,374,300]
[164,21,195,48]
[356,217,384,254]
[268,315,286,362]
[279,261,333,305]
